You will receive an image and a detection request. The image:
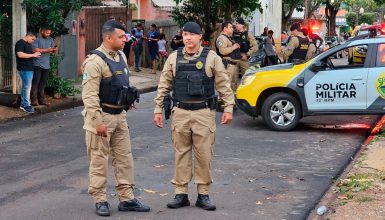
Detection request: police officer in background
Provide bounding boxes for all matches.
[153,21,234,211]
[233,17,258,76]
[216,21,240,93]
[283,22,310,63]
[301,28,317,60]
[81,20,150,217]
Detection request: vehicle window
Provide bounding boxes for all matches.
[357,30,369,36]
[325,44,368,69]
[376,44,385,67]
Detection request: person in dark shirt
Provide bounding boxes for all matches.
[170,29,184,51]
[146,24,160,74]
[15,32,41,113]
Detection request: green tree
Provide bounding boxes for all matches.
[22,0,102,34]
[282,0,303,31]
[325,0,342,36]
[170,0,262,41]
[346,12,357,28]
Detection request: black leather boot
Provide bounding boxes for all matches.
[118,198,150,212]
[167,194,190,209]
[95,201,110,216]
[195,194,216,211]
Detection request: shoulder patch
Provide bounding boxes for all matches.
[82,72,87,80]
[217,40,224,47]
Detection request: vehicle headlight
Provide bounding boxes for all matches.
[240,66,257,86]
[240,75,256,86]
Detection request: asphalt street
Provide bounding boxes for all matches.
[0,91,379,220]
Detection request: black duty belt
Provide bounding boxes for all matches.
[101,105,124,114]
[175,101,209,111]
[222,58,237,65]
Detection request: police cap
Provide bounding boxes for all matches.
[182,22,202,34]
[236,17,245,25]
[102,19,127,33]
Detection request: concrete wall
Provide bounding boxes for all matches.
[58,12,80,79]
[250,0,282,39]
[140,19,178,68]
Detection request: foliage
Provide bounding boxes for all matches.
[46,74,80,97]
[46,54,80,97]
[170,0,262,41]
[0,0,12,56]
[358,13,376,25]
[346,12,357,28]
[21,0,102,34]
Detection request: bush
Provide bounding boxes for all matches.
[46,54,80,97]
[46,74,80,97]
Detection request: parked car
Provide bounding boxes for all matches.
[236,36,385,131]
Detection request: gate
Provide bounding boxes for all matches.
[82,7,128,54]
[0,43,13,91]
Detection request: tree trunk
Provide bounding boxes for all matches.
[282,4,296,32]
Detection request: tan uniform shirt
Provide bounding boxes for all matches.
[306,43,317,60]
[216,32,236,61]
[246,32,258,57]
[81,44,128,133]
[283,32,306,60]
[154,46,235,113]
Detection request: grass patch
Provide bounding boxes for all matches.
[378,128,385,138]
[356,196,375,203]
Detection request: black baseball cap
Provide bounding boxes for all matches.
[102,19,127,33]
[182,22,202,34]
[236,17,245,25]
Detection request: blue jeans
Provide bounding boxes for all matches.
[18,70,33,107]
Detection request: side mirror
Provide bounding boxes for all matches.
[310,61,324,72]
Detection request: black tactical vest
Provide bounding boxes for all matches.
[172,47,215,102]
[289,36,309,62]
[91,50,130,105]
[233,31,250,53]
[216,34,241,60]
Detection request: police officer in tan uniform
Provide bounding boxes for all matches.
[282,22,310,63]
[233,17,258,76]
[153,21,234,211]
[81,19,150,217]
[301,28,317,60]
[216,21,241,92]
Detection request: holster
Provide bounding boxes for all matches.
[164,95,172,120]
[124,86,140,110]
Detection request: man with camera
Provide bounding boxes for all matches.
[81,19,148,217]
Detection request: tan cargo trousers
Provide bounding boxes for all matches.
[226,63,239,92]
[85,112,134,203]
[170,107,216,195]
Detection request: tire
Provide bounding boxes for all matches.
[261,93,302,131]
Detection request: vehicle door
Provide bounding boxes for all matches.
[367,43,385,112]
[304,44,370,111]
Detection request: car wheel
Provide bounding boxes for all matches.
[261,93,301,131]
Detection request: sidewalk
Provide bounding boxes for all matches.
[0,66,160,123]
[309,116,385,219]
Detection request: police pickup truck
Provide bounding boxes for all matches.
[236,36,385,131]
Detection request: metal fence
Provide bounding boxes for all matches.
[0,43,13,91]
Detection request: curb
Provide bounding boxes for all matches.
[0,86,158,123]
[306,115,385,219]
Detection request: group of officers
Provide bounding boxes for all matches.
[215,20,321,99]
[81,18,319,217]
